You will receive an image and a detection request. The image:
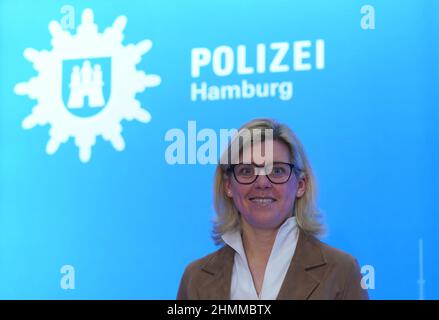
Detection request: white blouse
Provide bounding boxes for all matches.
[221,216,299,300]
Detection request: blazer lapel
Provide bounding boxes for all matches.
[277,230,327,300]
[197,230,327,300]
[198,245,235,299]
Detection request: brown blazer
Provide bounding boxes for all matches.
[177,229,369,300]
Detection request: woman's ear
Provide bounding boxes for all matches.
[224,176,233,198]
[296,176,307,198]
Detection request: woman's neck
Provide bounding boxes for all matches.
[241,222,278,264]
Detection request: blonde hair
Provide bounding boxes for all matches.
[212,118,325,245]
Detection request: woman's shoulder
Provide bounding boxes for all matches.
[177,246,233,299]
[182,245,233,275]
[303,232,361,267]
[298,231,369,299]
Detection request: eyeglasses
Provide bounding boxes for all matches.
[228,162,297,185]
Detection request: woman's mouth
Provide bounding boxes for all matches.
[249,197,277,204]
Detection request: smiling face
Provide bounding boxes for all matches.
[224,139,306,231]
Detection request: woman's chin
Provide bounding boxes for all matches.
[243,212,284,230]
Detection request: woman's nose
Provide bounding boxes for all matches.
[253,174,272,189]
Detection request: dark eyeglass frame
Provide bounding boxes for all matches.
[227,162,297,185]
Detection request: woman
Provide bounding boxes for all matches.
[177,118,368,300]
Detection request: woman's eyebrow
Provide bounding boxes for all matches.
[250,161,286,167]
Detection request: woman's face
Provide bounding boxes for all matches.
[225,139,306,231]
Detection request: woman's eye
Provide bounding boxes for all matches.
[239,166,253,175]
[273,167,285,175]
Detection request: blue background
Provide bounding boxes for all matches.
[0,0,438,299]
